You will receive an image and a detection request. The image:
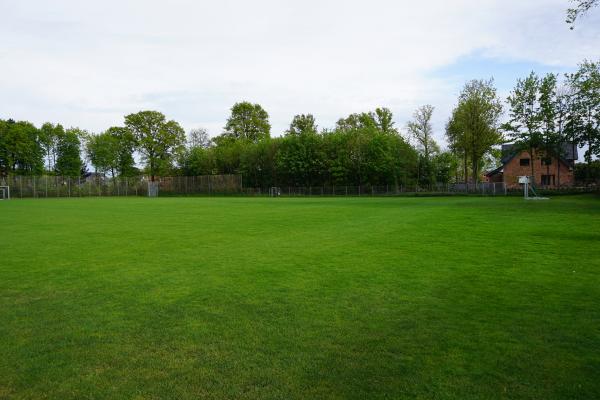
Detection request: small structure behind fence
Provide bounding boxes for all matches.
[2,175,511,198]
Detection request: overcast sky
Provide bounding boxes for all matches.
[1,0,599,146]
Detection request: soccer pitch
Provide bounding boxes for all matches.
[1,196,599,399]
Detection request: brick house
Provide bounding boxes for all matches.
[485,143,578,188]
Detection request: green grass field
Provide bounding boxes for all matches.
[1,195,600,399]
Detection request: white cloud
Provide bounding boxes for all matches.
[1,0,599,145]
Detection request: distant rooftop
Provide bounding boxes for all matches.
[501,143,578,164]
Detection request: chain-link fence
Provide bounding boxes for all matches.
[1,176,510,198]
[1,175,244,198]
[245,183,508,196]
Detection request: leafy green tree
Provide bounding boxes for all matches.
[505,72,543,180]
[106,127,137,177]
[188,128,211,148]
[286,114,317,136]
[240,139,279,188]
[406,105,439,160]
[373,107,397,134]
[39,123,64,173]
[448,79,503,183]
[406,105,439,184]
[85,127,136,177]
[223,102,270,142]
[179,146,215,176]
[0,119,44,176]
[554,84,575,186]
[330,109,416,187]
[567,0,598,28]
[124,111,185,181]
[537,74,563,184]
[446,111,469,183]
[566,60,600,182]
[85,130,126,177]
[277,132,324,186]
[55,128,84,177]
[432,151,458,184]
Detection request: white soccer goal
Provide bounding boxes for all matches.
[0,186,10,200]
[269,187,281,197]
[518,176,548,200]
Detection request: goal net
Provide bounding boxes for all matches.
[269,187,281,197]
[0,186,9,200]
[147,181,159,197]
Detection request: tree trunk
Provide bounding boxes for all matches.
[463,153,468,184]
[587,130,592,184]
[530,147,535,185]
[546,159,550,188]
[556,146,561,187]
[471,156,479,184]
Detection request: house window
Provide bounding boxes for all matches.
[520,158,530,166]
[541,175,555,186]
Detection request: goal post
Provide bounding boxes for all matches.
[518,176,548,200]
[269,187,281,197]
[0,186,10,200]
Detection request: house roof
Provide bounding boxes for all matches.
[485,165,503,177]
[501,143,578,165]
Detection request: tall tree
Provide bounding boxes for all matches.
[406,105,438,160]
[107,126,137,177]
[554,84,574,186]
[223,102,270,142]
[505,72,543,180]
[86,131,118,176]
[39,123,64,173]
[445,111,469,183]
[277,131,324,186]
[538,74,562,184]
[406,105,439,184]
[188,128,211,148]
[566,60,600,182]
[566,0,599,28]
[449,79,503,183]
[55,128,84,177]
[286,114,317,136]
[124,111,185,181]
[372,108,397,135]
[0,119,44,176]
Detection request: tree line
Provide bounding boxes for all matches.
[1,60,599,186]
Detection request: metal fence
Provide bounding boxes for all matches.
[1,175,244,198]
[1,176,509,198]
[245,182,507,196]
